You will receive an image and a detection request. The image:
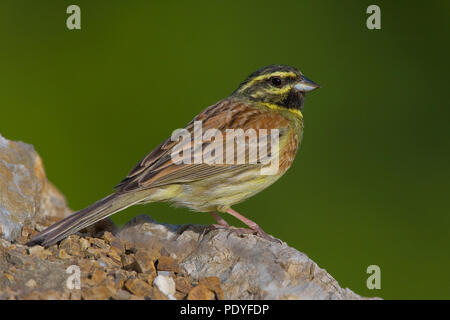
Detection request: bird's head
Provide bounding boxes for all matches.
[233,64,320,113]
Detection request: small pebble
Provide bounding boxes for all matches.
[153,274,176,300]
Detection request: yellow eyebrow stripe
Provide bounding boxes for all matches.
[239,71,297,92]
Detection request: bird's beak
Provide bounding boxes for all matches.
[294,75,320,92]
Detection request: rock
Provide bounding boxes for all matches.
[133,250,157,275]
[25,279,37,289]
[114,289,131,300]
[98,254,121,270]
[106,249,122,265]
[117,215,366,299]
[137,273,155,286]
[182,229,353,299]
[124,277,152,297]
[57,249,71,260]
[59,235,82,256]
[0,241,71,300]
[174,276,193,295]
[84,268,107,286]
[0,133,71,242]
[121,253,138,271]
[150,286,170,300]
[0,134,374,300]
[82,285,113,300]
[116,215,204,261]
[187,284,216,300]
[89,237,110,250]
[153,272,176,300]
[111,270,128,290]
[28,245,52,260]
[199,277,224,300]
[156,256,179,273]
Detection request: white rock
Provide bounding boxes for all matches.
[0,133,9,148]
[25,279,37,288]
[153,272,176,300]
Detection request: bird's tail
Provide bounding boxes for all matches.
[26,192,139,247]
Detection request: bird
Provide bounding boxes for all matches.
[27,64,320,247]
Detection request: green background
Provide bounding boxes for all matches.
[1,0,449,299]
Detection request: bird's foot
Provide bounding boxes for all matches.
[204,225,281,243]
[205,223,228,232]
[225,226,282,244]
[208,209,282,243]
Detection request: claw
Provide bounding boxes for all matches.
[205,223,227,233]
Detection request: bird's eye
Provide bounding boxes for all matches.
[270,76,282,87]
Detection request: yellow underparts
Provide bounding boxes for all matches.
[261,102,303,119]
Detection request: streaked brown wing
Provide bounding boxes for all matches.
[115,98,290,192]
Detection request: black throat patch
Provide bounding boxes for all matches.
[282,89,305,111]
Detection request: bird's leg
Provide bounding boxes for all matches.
[224,208,280,243]
[205,210,254,237]
[208,211,230,229]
